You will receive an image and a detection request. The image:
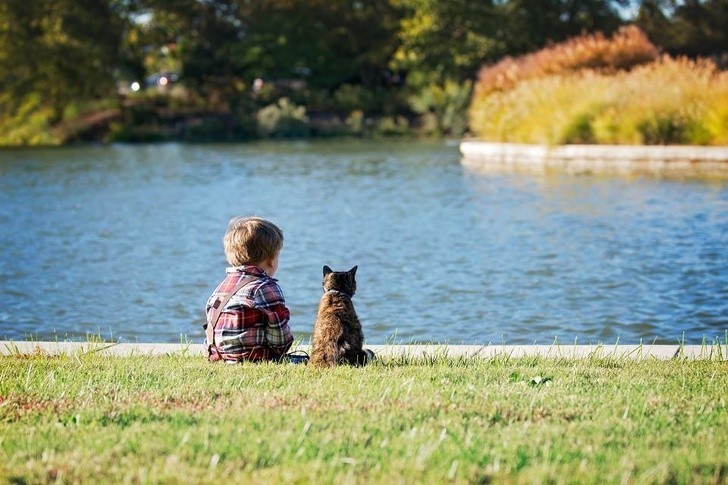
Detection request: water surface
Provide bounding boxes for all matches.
[0,140,726,344]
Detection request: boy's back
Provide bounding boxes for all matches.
[204,217,293,362]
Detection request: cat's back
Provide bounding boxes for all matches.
[311,265,363,367]
[317,292,355,316]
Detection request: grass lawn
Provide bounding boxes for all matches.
[1,352,726,483]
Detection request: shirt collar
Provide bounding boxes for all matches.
[226,265,272,279]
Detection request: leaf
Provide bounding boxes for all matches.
[530,376,552,386]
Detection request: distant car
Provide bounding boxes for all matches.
[145,71,180,88]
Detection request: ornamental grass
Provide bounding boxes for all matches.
[473,26,659,99]
[468,27,728,146]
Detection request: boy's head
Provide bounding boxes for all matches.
[224,217,283,270]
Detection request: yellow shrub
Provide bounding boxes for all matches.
[469,57,728,146]
[0,93,60,146]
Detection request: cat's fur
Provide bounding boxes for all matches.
[310,265,370,367]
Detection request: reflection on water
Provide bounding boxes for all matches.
[0,140,726,344]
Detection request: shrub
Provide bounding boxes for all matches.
[473,26,659,101]
[562,112,597,144]
[469,57,728,146]
[345,110,365,135]
[183,117,227,142]
[105,123,171,143]
[408,80,472,137]
[375,115,410,136]
[333,84,377,112]
[255,98,310,138]
[0,94,60,146]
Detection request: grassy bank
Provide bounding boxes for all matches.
[1,354,726,483]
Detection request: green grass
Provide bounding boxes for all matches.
[1,354,727,483]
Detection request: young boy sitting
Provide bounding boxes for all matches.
[205,216,294,362]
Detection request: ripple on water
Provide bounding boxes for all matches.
[1,141,726,344]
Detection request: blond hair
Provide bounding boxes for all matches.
[223,216,283,267]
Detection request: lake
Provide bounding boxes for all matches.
[0,140,726,345]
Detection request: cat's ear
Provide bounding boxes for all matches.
[349,265,358,276]
[323,265,333,276]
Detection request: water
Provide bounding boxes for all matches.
[0,140,726,345]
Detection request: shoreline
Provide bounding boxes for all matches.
[1,341,724,360]
[460,140,728,177]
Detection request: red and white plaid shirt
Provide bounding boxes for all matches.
[205,265,293,361]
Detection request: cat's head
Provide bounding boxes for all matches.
[322,265,357,297]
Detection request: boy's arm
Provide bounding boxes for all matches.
[254,281,294,355]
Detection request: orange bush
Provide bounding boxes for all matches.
[473,26,659,100]
[468,56,728,146]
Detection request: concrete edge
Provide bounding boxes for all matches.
[459,140,728,177]
[1,341,725,360]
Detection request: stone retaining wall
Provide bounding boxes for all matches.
[1,341,724,360]
[460,141,728,177]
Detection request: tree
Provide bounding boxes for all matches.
[391,0,503,85]
[499,0,627,56]
[635,0,728,61]
[129,0,402,109]
[0,0,126,123]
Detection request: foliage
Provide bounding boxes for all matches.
[333,84,379,113]
[0,0,126,124]
[635,0,728,61]
[469,56,728,146]
[130,0,402,97]
[1,353,727,482]
[473,26,659,99]
[499,0,627,55]
[256,98,310,138]
[469,26,727,146]
[391,0,629,86]
[1,1,727,145]
[0,95,60,146]
[391,0,634,136]
[374,115,411,136]
[391,0,504,84]
[408,80,472,137]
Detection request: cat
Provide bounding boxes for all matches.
[310,265,373,367]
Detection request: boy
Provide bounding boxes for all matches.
[205,216,294,362]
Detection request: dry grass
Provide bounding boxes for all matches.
[473,26,659,99]
[470,55,728,146]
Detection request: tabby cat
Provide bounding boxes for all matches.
[310,265,372,367]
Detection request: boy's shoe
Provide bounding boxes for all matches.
[278,350,310,364]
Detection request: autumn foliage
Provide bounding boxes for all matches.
[468,27,728,146]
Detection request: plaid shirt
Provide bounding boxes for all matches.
[205,265,293,361]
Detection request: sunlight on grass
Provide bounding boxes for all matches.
[1,349,727,482]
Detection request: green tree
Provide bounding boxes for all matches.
[391,0,503,85]
[131,0,402,105]
[634,0,676,50]
[635,0,728,60]
[0,0,126,124]
[392,0,630,86]
[389,0,504,135]
[500,0,627,55]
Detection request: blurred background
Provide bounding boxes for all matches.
[1,0,726,146]
[1,1,726,345]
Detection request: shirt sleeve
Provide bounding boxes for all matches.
[254,280,294,355]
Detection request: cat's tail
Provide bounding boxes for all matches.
[344,349,376,366]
